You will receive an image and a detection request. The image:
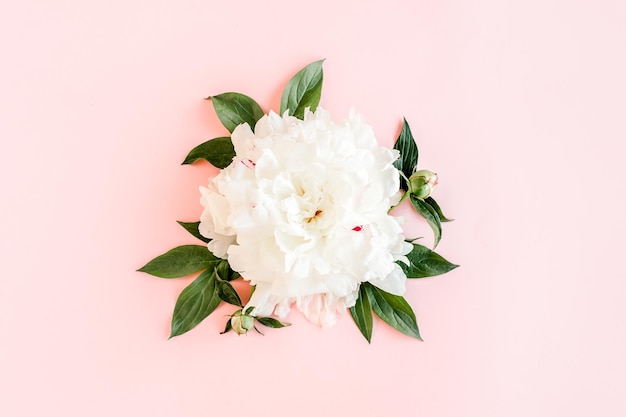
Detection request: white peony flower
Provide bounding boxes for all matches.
[199,108,412,328]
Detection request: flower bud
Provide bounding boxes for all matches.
[230,309,255,335]
[408,170,438,199]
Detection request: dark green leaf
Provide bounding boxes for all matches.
[209,92,264,133]
[350,285,373,343]
[220,319,233,334]
[400,243,459,278]
[393,119,419,190]
[410,195,442,248]
[215,258,230,280]
[137,245,220,278]
[170,269,221,338]
[215,273,243,307]
[425,197,453,222]
[244,306,255,315]
[256,317,290,328]
[228,269,241,281]
[364,283,422,340]
[176,221,210,243]
[181,137,235,169]
[279,60,324,119]
[214,259,240,282]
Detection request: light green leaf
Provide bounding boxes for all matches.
[393,119,419,190]
[349,285,373,343]
[400,243,459,278]
[410,195,442,248]
[170,269,221,338]
[209,92,264,133]
[137,245,219,278]
[176,221,210,243]
[364,283,421,340]
[181,137,235,169]
[256,317,291,329]
[280,60,324,119]
[425,197,453,222]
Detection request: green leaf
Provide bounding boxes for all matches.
[213,258,240,282]
[393,119,419,190]
[400,243,459,278]
[410,195,442,248]
[279,59,324,119]
[209,92,264,133]
[176,221,210,243]
[364,283,422,340]
[181,137,235,169]
[425,197,453,222]
[170,269,221,338]
[256,317,290,328]
[215,272,243,307]
[137,245,220,278]
[349,285,373,343]
[220,319,233,334]
[228,269,241,281]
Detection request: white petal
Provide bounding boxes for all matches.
[200,108,410,328]
[368,264,407,296]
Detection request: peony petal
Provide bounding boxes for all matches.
[231,122,256,159]
[368,264,407,296]
[202,108,409,328]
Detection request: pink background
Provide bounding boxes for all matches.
[1,0,625,416]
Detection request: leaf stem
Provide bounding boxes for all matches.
[389,190,410,214]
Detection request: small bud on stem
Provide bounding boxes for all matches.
[230,309,255,335]
[408,170,438,199]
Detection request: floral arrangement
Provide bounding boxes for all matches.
[138,60,458,342]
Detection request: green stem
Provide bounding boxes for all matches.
[389,190,410,214]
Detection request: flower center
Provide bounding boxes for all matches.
[279,174,335,234]
[305,209,323,224]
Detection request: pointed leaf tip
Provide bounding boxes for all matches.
[280,60,325,119]
[364,283,422,340]
[176,221,211,243]
[424,197,454,222]
[350,285,373,343]
[393,119,419,191]
[256,317,291,329]
[169,268,222,338]
[137,245,220,278]
[400,242,459,278]
[182,137,235,168]
[410,195,442,248]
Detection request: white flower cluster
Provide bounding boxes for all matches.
[199,108,411,328]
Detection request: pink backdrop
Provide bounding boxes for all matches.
[1,1,625,416]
